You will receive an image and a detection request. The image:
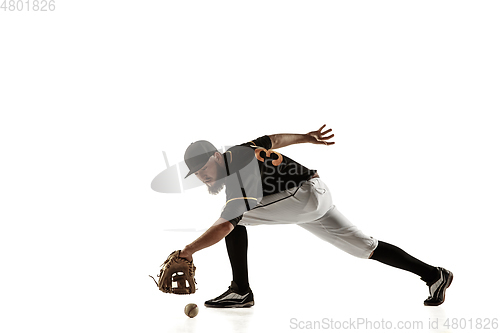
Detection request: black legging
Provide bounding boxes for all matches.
[225,225,250,292]
[370,241,438,283]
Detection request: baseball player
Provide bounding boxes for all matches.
[178,125,453,307]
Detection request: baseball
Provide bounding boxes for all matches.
[184,303,199,318]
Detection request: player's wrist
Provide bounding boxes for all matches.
[180,247,194,261]
[303,133,314,143]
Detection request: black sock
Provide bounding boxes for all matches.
[370,241,439,283]
[225,225,249,292]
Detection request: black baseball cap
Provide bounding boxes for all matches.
[184,140,219,178]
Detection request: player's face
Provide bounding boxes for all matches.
[195,153,226,194]
[195,156,218,186]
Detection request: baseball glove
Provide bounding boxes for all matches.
[149,250,196,294]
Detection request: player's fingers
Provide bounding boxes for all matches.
[318,124,326,132]
[321,128,332,136]
[323,134,334,140]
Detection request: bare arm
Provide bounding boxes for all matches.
[179,218,234,261]
[269,124,335,149]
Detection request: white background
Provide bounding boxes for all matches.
[1,1,499,332]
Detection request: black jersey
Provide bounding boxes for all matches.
[220,135,317,226]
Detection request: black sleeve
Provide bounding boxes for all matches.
[246,135,272,150]
[227,215,243,228]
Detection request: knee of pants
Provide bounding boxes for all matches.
[307,206,378,258]
[332,235,378,259]
[353,236,378,259]
[300,223,378,259]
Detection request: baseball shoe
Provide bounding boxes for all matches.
[204,281,254,308]
[423,267,453,306]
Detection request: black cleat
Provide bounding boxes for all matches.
[204,281,254,308]
[423,267,453,306]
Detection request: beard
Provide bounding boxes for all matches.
[206,164,226,195]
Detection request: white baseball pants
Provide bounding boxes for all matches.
[239,177,378,259]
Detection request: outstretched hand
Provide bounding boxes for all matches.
[306,124,335,145]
